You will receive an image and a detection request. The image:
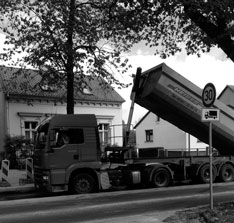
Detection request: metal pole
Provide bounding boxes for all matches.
[125,67,142,146]
[188,133,191,156]
[209,122,213,210]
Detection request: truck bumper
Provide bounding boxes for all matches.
[34,168,68,193]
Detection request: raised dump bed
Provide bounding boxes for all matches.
[133,63,234,155]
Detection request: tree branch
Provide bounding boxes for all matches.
[182,2,234,61]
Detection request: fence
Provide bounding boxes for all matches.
[137,147,212,159]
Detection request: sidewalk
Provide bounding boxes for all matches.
[0,169,35,193]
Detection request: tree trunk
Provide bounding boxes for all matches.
[67,68,74,114]
[66,0,75,114]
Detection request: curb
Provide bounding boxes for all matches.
[0,184,35,194]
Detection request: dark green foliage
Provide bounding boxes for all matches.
[4,135,33,169]
[109,0,234,61]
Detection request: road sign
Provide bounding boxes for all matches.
[201,84,217,210]
[202,83,216,107]
[201,108,220,122]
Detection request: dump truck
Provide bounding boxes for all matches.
[33,63,234,194]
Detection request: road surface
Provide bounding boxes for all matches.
[0,182,234,223]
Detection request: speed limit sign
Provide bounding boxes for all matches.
[202,83,216,107]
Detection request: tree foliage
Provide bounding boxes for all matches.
[0,0,132,114]
[1,0,233,115]
[108,0,234,61]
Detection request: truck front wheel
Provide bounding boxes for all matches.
[70,174,97,194]
[151,169,171,188]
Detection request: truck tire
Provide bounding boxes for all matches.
[219,164,234,182]
[151,169,171,188]
[70,173,97,194]
[198,164,216,184]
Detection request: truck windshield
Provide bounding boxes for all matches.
[34,122,49,150]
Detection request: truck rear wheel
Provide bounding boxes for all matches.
[70,173,97,194]
[219,164,234,182]
[198,164,216,184]
[151,169,171,188]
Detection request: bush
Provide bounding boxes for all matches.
[4,135,34,169]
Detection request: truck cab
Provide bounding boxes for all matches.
[33,114,102,193]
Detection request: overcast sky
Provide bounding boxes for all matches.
[1,33,234,125]
[119,42,234,125]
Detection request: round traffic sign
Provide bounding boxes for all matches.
[202,83,216,107]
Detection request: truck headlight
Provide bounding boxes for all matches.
[43,176,49,181]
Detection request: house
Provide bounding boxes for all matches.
[134,111,208,155]
[0,66,125,154]
[218,85,234,109]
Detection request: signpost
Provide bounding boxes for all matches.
[202,83,219,210]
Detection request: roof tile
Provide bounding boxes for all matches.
[0,66,125,103]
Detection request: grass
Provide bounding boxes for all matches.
[163,202,234,223]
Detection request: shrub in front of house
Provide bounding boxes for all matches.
[4,135,34,169]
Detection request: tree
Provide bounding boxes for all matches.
[2,1,232,115]
[154,0,234,61]
[105,0,234,61]
[0,0,131,114]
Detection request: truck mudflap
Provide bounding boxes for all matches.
[100,171,112,190]
[132,63,234,155]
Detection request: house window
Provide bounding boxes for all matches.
[145,129,153,142]
[98,123,110,146]
[24,121,38,140]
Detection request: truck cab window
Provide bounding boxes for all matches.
[34,122,49,150]
[69,129,84,144]
[52,128,84,147]
[56,131,70,147]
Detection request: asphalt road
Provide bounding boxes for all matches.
[0,182,234,223]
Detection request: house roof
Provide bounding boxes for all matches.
[217,85,234,100]
[134,111,150,129]
[0,66,125,104]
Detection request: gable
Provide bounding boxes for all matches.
[0,66,125,104]
[218,85,234,109]
[134,111,150,129]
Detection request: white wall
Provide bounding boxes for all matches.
[0,91,6,153]
[135,112,207,150]
[186,133,208,150]
[218,87,234,107]
[7,99,124,147]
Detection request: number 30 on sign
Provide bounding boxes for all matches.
[202,83,216,108]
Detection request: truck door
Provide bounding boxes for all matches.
[48,128,84,169]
